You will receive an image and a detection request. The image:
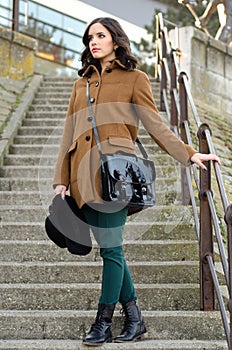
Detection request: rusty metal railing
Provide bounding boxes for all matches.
[155,12,232,349]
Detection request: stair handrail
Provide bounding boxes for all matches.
[155,12,232,349]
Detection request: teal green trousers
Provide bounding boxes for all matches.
[82,204,137,305]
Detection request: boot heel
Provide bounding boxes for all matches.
[137,331,148,340]
[106,336,113,343]
[114,300,147,343]
[134,332,148,341]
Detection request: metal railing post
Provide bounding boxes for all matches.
[160,30,167,112]
[178,72,190,205]
[225,204,232,349]
[155,14,161,82]
[198,123,215,311]
[170,50,178,130]
[12,0,19,32]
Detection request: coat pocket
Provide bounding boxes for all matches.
[68,140,78,153]
[107,136,135,151]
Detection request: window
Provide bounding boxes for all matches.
[37,5,62,29]
[0,0,86,68]
[63,31,83,52]
[1,0,11,7]
[0,0,12,27]
[64,15,86,36]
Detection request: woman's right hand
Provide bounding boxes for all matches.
[54,185,67,200]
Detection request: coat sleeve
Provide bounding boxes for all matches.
[132,71,197,166]
[53,81,77,188]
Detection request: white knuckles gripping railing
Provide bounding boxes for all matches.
[155,12,232,349]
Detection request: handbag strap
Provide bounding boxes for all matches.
[86,77,103,158]
[86,77,149,160]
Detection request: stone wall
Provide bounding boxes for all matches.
[0,76,30,134]
[169,26,232,120]
[0,26,37,80]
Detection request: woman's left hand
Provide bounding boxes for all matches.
[190,152,221,171]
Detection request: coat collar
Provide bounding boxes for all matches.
[82,59,127,77]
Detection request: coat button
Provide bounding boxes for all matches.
[90,97,95,103]
[85,135,91,141]
[87,116,93,122]
[95,81,99,87]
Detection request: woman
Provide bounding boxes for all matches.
[53,17,220,346]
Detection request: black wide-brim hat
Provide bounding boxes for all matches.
[45,195,92,256]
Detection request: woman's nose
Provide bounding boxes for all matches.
[90,37,97,46]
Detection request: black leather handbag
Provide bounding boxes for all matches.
[86,78,156,216]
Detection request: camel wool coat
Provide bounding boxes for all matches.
[53,60,197,209]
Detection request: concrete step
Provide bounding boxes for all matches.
[0,178,51,191]
[0,339,227,350]
[0,165,54,177]
[0,164,180,179]
[12,134,163,145]
[22,111,167,122]
[0,240,199,262]
[0,310,225,341]
[13,135,61,144]
[40,81,74,87]
[31,99,70,105]
[26,111,66,119]
[0,165,179,179]
[0,261,199,284]
[29,105,67,112]
[18,126,63,136]
[8,143,162,156]
[0,189,182,206]
[43,77,75,81]
[35,92,71,99]
[40,79,73,84]
[127,205,194,223]
[0,191,46,205]
[9,144,61,155]
[16,123,170,138]
[124,220,196,241]
[0,205,195,223]
[37,87,73,93]
[22,118,65,127]
[9,143,163,155]
[0,164,170,176]
[0,177,179,191]
[2,153,181,166]
[0,282,200,310]
[0,221,197,241]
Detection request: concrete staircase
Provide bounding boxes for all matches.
[0,77,227,349]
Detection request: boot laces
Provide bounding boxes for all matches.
[120,307,137,332]
[90,316,108,333]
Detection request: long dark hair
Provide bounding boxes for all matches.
[78,17,139,76]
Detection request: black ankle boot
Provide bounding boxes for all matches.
[114,300,147,342]
[83,303,115,346]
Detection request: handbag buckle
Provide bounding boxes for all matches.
[121,181,127,189]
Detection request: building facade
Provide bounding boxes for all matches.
[0,0,156,75]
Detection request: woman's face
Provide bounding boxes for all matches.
[88,22,117,66]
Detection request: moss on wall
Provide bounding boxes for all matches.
[0,26,37,80]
